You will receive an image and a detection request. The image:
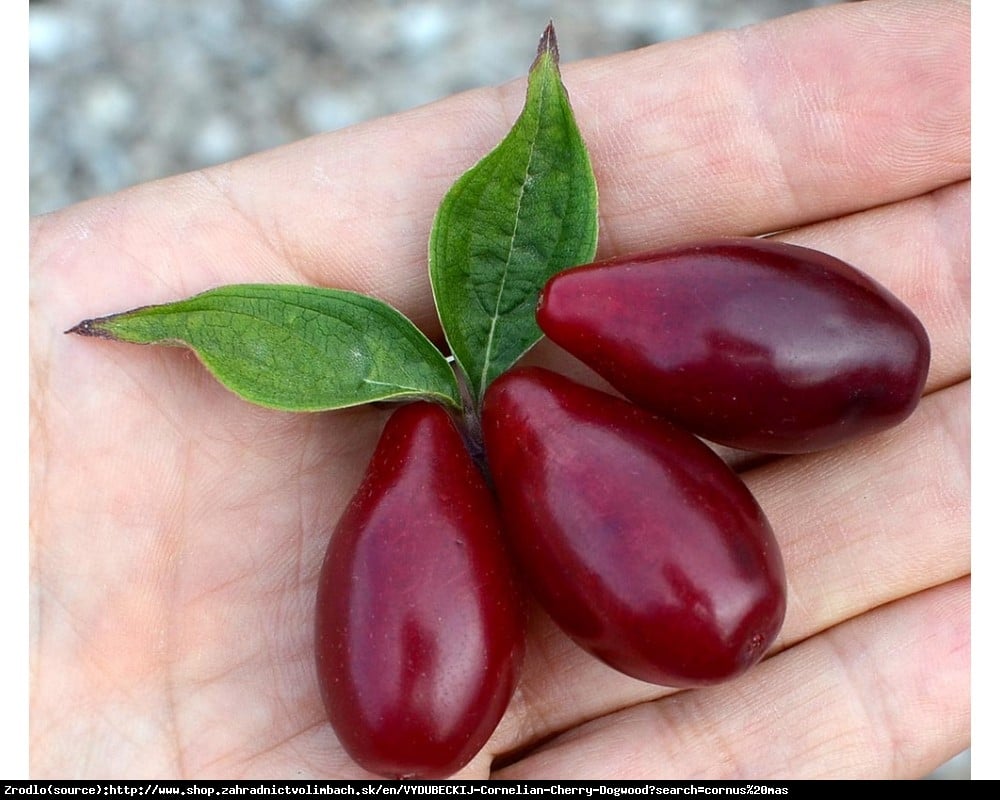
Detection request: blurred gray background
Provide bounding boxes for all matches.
[27,0,971,780]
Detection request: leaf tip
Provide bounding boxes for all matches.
[65,317,114,339]
[534,21,560,69]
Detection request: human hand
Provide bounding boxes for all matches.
[29,0,969,779]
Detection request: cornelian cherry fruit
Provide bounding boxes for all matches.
[537,238,931,454]
[314,402,526,779]
[482,366,786,687]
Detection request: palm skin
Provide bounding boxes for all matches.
[29,0,970,779]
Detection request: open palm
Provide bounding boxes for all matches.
[29,0,970,779]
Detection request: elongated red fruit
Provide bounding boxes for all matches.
[537,238,931,454]
[482,367,785,687]
[315,402,525,779]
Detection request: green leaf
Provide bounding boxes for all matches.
[428,23,599,407]
[68,284,462,412]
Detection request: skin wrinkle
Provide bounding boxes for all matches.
[654,691,743,779]
[841,2,968,184]
[842,583,965,778]
[729,25,809,224]
[35,380,183,776]
[169,438,298,774]
[28,232,71,746]
[819,625,892,775]
[37,593,149,771]
[830,585,967,777]
[123,437,186,778]
[194,166,290,279]
[293,414,321,592]
[738,3,967,228]
[163,515,187,781]
[27,359,52,717]
[28,587,75,750]
[495,609,638,764]
[941,186,972,316]
[930,185,972,385]
[225,719,328,777]
[167,452,328,773]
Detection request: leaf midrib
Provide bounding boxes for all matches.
[477,70,548,402]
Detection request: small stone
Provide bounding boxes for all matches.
[190,115,243,165]
[29,7,77,64]
[82,78,138,134]
[296,89,363,133]
[395,4,452,55]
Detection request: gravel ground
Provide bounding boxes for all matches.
[27,0,970,781]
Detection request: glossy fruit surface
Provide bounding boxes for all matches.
[537,237,931,453]
[482,367,786,687]
[315,402,525,779]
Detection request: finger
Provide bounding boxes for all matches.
[491,379,969,756]
[494,576,970,779]
[31,0,969,334]
[577,0,970,256]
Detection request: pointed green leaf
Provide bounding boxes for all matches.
[68,284,462,412]
[428,24,599,407]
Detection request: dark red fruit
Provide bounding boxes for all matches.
[315,402,525,779]
[482,367,786,687]
[537,237,931,454]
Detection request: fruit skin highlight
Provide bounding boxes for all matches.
[537,237,931,454]
[314,402,526,779]
[482,367,786,687]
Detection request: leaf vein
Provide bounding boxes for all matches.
[478,74,548,400]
